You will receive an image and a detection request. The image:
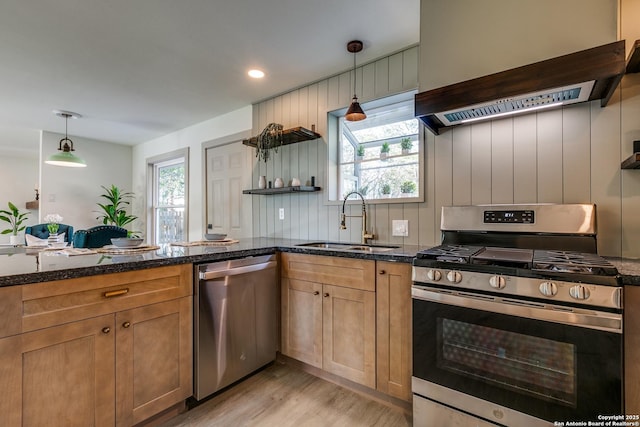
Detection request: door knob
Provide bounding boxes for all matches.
[313,291,320,296]
[101,327,111,334]
[122,321,131,328]
[323,293,330,298]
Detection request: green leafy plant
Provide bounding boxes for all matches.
[356,144,366,157]
[400,181,417,193]
[0,201,29,236]
[381,183,391,195]
[255,123,284,162]
[380,142,390,154]
[96,185,138,232]
[400,137,413,151]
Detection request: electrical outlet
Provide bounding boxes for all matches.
[392,220,408,237]
[279,208,285,220]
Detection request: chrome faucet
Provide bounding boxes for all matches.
[340,191,375,244]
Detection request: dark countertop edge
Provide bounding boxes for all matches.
[0,244,416,287]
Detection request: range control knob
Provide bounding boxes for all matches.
[539,281,558,297]
[427,269,442,282]
[489,275,506,289]
[446,271,462,283]
[569,285,591,300]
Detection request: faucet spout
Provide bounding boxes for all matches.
[340,191,375,244]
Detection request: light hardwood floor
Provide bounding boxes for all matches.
[161,361,412,427]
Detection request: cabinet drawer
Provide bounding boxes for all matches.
[21,265,192,333]
[281,253,375,291]
[0,286,22,339]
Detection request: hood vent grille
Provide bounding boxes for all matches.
[415,41,626,135]
[437,81,594,125]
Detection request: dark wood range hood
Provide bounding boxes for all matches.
[415,40,627,135]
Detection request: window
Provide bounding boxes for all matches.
[334,96,422,201]
[148,149,188,244]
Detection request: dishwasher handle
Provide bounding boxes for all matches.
[199,260,277,280]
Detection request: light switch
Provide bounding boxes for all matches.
[392,220,408,237]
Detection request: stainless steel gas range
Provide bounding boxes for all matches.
[411,204,623,427]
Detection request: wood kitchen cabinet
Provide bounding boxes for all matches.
[281,253,376,388]
[625,285,640,415]
[376,261,412,401]
[0,264,193,427]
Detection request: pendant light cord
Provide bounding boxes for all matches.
[353,50,357,98]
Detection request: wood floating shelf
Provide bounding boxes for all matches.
[621,153,640,169]
[242,186,321,195]
[627,39,640,74]
[25,200,39,210]
[242,126,321,148]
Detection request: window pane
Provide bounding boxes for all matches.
[155,207,185,244]
[338,97,420,200]
[158,163,185,206]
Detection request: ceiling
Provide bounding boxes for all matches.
[0,0,420,151]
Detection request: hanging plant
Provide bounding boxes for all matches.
[255,123,284,162]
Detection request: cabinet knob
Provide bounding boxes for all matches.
[313,291,320,296]
[122,321,131,328]
[379,270,386,275]
[101,327,111,334]
[323,293,330,298]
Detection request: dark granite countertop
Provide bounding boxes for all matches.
[607,258,640,286]
[0,238,422,287]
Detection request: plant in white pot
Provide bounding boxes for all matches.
[380,142,390,160]
[400,137,413,155]
[43,213,64,243]
[400,180,417,195]
[380,183,392,198]
[356,144,365,161]
[0,201,29,245]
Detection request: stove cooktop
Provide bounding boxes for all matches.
[414,244,620,286]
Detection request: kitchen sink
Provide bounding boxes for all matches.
[296,242,399,253]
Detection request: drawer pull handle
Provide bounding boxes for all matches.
[102,327,111,334]
[122,321,131,329]
[379,270,386,275]
[313,291,320,296]
[323,293,330,298]
[103,288,129,298]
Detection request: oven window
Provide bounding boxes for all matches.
[438,318,576,406]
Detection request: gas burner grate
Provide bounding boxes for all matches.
[417,245,484,263]
[532,250,618,276]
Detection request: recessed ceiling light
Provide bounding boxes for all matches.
[248,69,265,79]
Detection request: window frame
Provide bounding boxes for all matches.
[327,90,424,204]
[146,148,189,244]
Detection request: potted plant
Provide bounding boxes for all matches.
[356,144,365,161]
[43,213,64,243]
[380,183,391,198]
[400,137,413,155]
[0,201,29,245]
[380,142,390,160]
[255,123,284,163]
[96,185,139,237]
[400,181,417,195]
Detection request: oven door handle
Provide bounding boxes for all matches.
[412,286,622,334]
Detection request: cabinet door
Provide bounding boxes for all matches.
[323,284,376,388]
[281,277,323,368]
[116,297,192,426]
[0,315,115,427]
[376,262,412,401]
[626,285,640,415]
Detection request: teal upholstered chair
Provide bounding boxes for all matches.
[72,225,128,248]
[25,224,74,243]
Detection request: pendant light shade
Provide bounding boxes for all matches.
[345,40,366,122]
[46,111,86,168]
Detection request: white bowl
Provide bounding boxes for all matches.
[111,238,144,248]
[203,233,227,241]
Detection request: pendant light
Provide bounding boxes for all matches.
[345,40,366,122]
[45,110,86,168]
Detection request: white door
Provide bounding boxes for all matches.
[205,141,252,238]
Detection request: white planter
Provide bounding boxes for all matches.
[9,235,21,246]
[402,148,410,155]
[380,152,388,161]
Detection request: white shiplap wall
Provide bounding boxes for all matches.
[249,0,640,258]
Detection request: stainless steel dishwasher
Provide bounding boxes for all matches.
[194,254,278,400]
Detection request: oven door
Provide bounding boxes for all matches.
[412,285,623,425]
